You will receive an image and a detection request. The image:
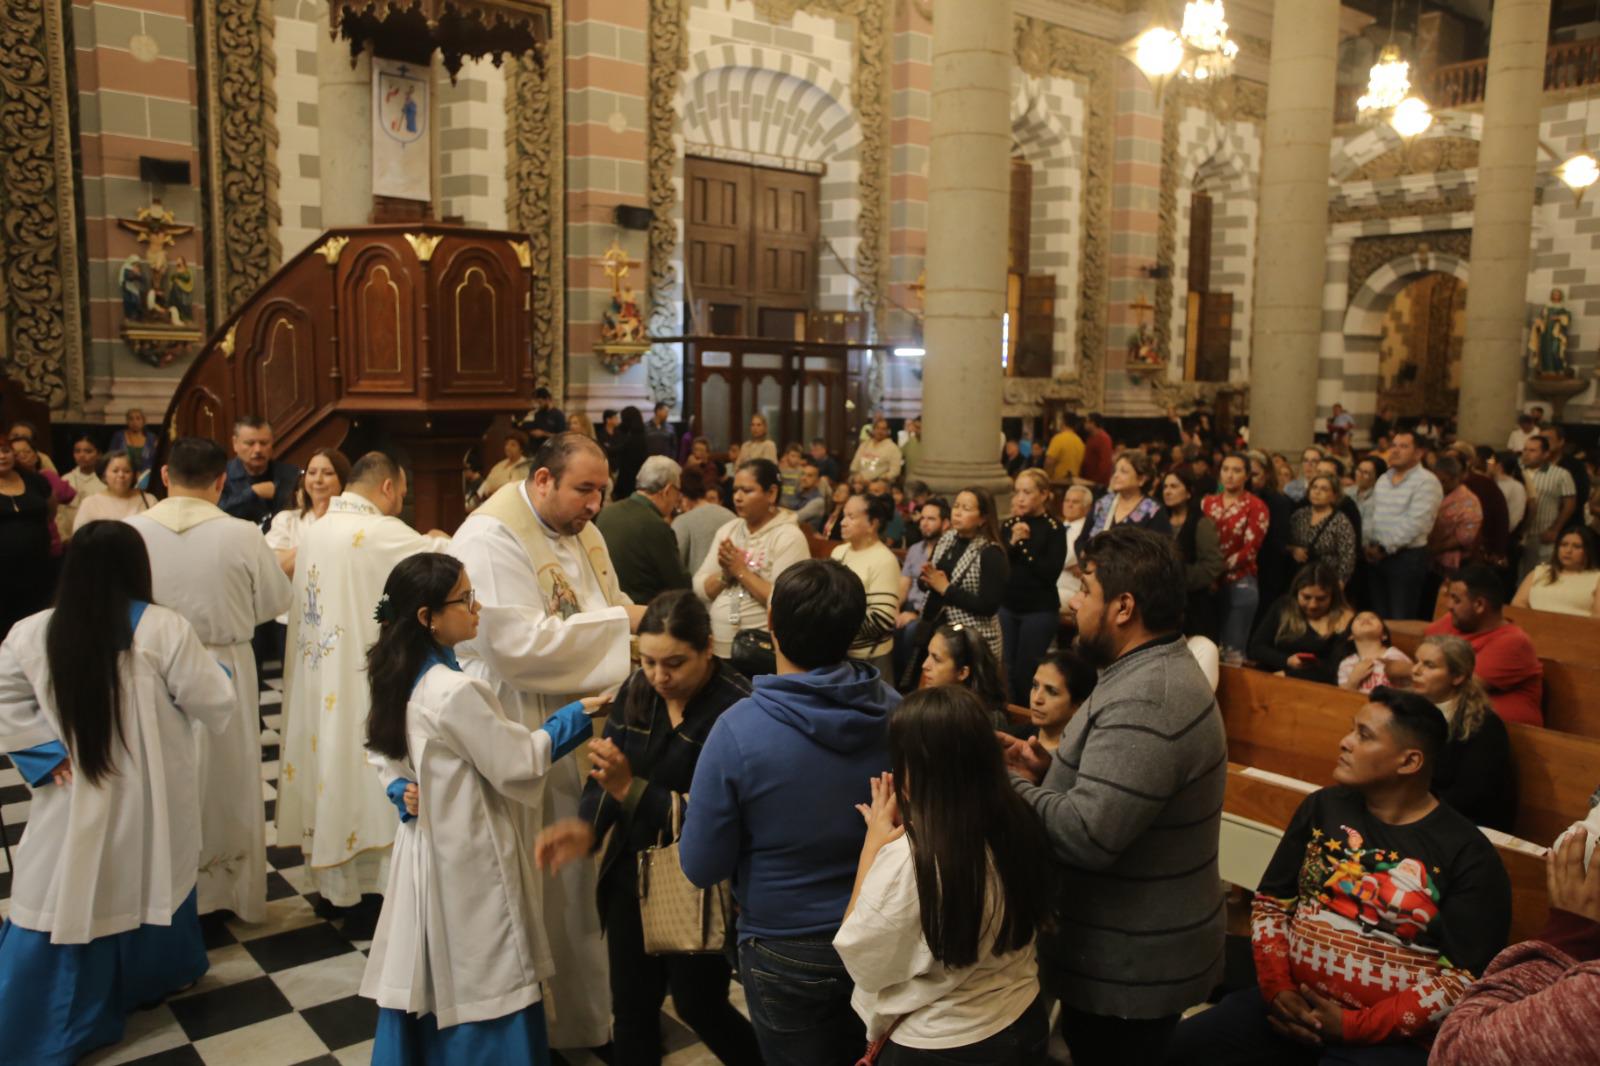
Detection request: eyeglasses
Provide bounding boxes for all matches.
[443,589,477,611]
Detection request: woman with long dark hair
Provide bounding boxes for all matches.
[1026,648,1098,753]
[1161,465,1225,642]
[908,486,1009,680]
[1512,524,1600,617]
[1202,452,1270,664]
[834,685,1052,1063]
[1247,561,1355,684]
[266,446,351,579]
[610,406,649,499]
[535,591,764,1065]
[920,622,1009,725]
[0,521,235,1065]
[361,553,607,1066]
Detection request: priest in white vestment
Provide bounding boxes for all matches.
[276,452,450,908]
[451,433,647,1049]
[126,437,292,922]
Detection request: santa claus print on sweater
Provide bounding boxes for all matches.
[1253,788,1512,1045]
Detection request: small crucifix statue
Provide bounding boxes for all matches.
[117,199,194,275]
[598,237,646,346]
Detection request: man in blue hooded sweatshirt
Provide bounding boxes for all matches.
[681,558,899,1066]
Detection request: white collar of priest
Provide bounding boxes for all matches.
[518,480,562,541]
[329,492,382,516]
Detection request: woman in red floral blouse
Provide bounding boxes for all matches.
[1202,453,1271,664]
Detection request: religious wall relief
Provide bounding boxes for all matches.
[0,0,86,412]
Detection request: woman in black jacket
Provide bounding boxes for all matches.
[609,405,649,499]
[538,591,763,1066]
[1247,562,1354,684]
[904,486,1009,687]
[998,469,1067,704]
[1410,634,1515,832]
[1161,465,1226,643]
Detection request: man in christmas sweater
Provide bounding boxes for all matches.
[1168,686,1512,1065]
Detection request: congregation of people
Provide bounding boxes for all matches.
[4,395,1600,1066]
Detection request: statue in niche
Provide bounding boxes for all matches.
[115,200,204,367]
[594,236,649,372]
[1527,288,1574,378]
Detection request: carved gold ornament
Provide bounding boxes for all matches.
[507,239,532,270]
[404,232,445,263]
[317,236,352,265]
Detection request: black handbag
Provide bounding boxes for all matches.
[729,627,777,678]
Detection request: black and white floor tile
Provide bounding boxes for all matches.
[0,667,728,1066]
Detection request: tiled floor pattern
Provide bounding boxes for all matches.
[0,668,728,1066]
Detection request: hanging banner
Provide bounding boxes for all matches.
[373,58,430,201]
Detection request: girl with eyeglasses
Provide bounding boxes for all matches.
[360,553,610,1065]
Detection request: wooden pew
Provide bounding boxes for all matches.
[1217,666,1597,849]
[1387,619,1600,740]
[1393,593,1600,668]
[1222,763,1551,944]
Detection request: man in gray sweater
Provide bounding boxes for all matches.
[1002,524,1226,1066]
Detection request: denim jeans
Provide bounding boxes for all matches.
[738,935,865,1066]
[1366,546,1430,621]
[1165,986,1428,1066]
[999,606,1061,705]
[1219,577,1259,662]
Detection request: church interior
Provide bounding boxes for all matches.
[5,0,1600,1064]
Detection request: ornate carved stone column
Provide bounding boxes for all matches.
[1246,0,1339,453]
[914,0,1011,496]
[1459,0,1552,444]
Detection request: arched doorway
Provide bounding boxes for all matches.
[1377,272,1466,420]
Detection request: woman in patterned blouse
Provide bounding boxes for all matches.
[1078,450,1170,556]
[1288,474,1357,588]
[1203,453,1271,664]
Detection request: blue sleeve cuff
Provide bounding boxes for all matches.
[540,701,594,762]
[12,740,69,787]
[386,778,416,823]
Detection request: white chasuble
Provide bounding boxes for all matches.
[450,481,632,1048]
[276,493,450,906]
[127,497,293,921]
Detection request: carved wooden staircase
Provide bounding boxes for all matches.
[163,224,539,531]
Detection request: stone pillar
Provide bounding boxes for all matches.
[914,0,1012,496]
[1246,1,1339,453]
[317,12,374,227]
[1458,0,1551,444]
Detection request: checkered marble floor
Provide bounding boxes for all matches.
[0,667,730,1066]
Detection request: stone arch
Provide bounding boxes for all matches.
[1188,126,1255,200]
[672,45,864,318]
[1330,111,1482,182]
[1010,83,1080,374]
[1338,250,1470,415]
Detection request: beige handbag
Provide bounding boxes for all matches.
[636,793,731,955]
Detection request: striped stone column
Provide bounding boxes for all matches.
[915,0,1011,495]
[1458,0,1552,444]
[1247,0,1339,452]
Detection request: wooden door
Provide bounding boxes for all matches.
[752,167,817,336]
[1017,274,1056,378]
[1188,192,1213,294]
[1196,292,1232,383]
[685,158,752,326]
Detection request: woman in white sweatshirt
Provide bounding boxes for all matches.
[834,684,1052,1063]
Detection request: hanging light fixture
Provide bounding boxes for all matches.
[1390,95,1434,140]
[1357,43,1413,116]
[1127,1,1239,102]
[1556,0,1600,204]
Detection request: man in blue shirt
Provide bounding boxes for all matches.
[219,416,300,528]
[1362,430,1443,619]
[681,559,899,1066]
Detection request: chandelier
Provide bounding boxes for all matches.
[1354,3,1434,140]
[1127,1,1239,102]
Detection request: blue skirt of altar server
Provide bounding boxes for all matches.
[0,888,208,1066]
[373,1000,551,1066]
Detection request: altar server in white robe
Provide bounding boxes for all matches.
[450,432,647,1049]
[277,452,450,912]
[126,436,292,921]
[0,521,236,1066]
[361,553,609,1065]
